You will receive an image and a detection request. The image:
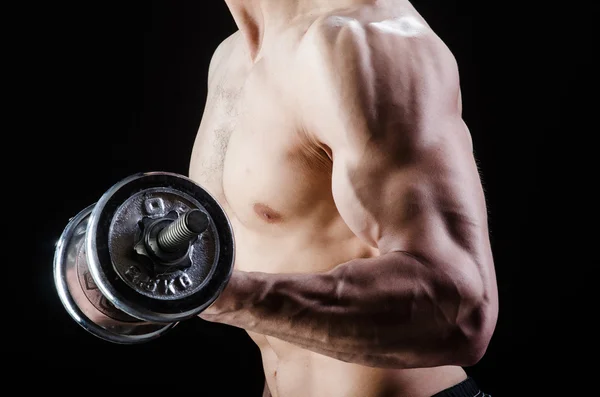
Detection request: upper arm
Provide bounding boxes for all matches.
[294,14,492,290]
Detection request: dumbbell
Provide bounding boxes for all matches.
[53,172,235,344]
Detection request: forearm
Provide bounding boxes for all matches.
[200,251,487,369]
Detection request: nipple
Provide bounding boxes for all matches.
[253,203,283,223]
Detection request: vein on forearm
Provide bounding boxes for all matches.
[203,251,472,367]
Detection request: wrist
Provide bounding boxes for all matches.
[199,270,260,318]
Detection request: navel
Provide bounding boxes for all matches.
[253,203,283,223]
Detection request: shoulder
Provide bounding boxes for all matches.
[287,6,464,148]
[297,7,459,87]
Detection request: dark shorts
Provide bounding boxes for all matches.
[431,377,491,397]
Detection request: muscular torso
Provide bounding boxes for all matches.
[189,6,467,397]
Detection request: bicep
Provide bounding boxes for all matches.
[331,118,484,265]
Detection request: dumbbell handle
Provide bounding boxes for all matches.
[157,209,209,252]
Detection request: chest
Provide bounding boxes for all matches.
[189,47,333,230]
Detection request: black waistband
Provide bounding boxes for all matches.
[430,377,481,397]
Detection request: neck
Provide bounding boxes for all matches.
[224,0,380,61]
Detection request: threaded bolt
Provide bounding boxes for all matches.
[157,209,209,252]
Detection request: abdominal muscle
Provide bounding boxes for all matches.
[254,337,466,397]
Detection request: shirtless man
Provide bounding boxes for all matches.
[189,0,498,396]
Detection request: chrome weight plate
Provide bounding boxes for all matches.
[53,204,176,344]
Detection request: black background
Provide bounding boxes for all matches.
[16,0,575,394]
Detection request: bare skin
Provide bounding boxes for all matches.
[189,0,498,396]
